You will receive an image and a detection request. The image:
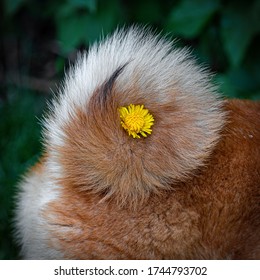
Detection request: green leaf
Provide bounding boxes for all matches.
[68,0,97,13]
[215,65,260,99]
[220,3,260,67]
[56,0,121,54]
[166,0,220,38]
[215,74,237,98]
[57,15,88,53]
[82,1,121,44]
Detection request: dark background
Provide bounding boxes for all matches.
[1,0,260,259]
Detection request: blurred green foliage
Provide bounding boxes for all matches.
[1,0,260,259]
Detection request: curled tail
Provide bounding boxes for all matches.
[44,27,226,207]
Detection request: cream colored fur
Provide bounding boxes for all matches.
[15,165,63,259]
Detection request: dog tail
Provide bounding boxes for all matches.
[44,26,226,207]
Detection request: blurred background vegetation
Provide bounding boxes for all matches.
[1,0,260,259]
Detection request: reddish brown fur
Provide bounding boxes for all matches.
[51,77,225,208]
[42,99,260,259]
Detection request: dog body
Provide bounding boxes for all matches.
[15,27,260,259]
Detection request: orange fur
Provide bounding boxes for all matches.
[41,99,260,259]
[51,73,225,208]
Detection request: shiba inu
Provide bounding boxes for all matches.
[15,27,260,259]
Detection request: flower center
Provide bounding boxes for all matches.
[118,104,154,138]
[124,113,145,133]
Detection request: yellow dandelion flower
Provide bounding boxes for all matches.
[118,104,155,138]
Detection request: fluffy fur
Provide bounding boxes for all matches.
[15,27,260,259]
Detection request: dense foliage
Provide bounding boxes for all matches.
[1,0,260,259]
